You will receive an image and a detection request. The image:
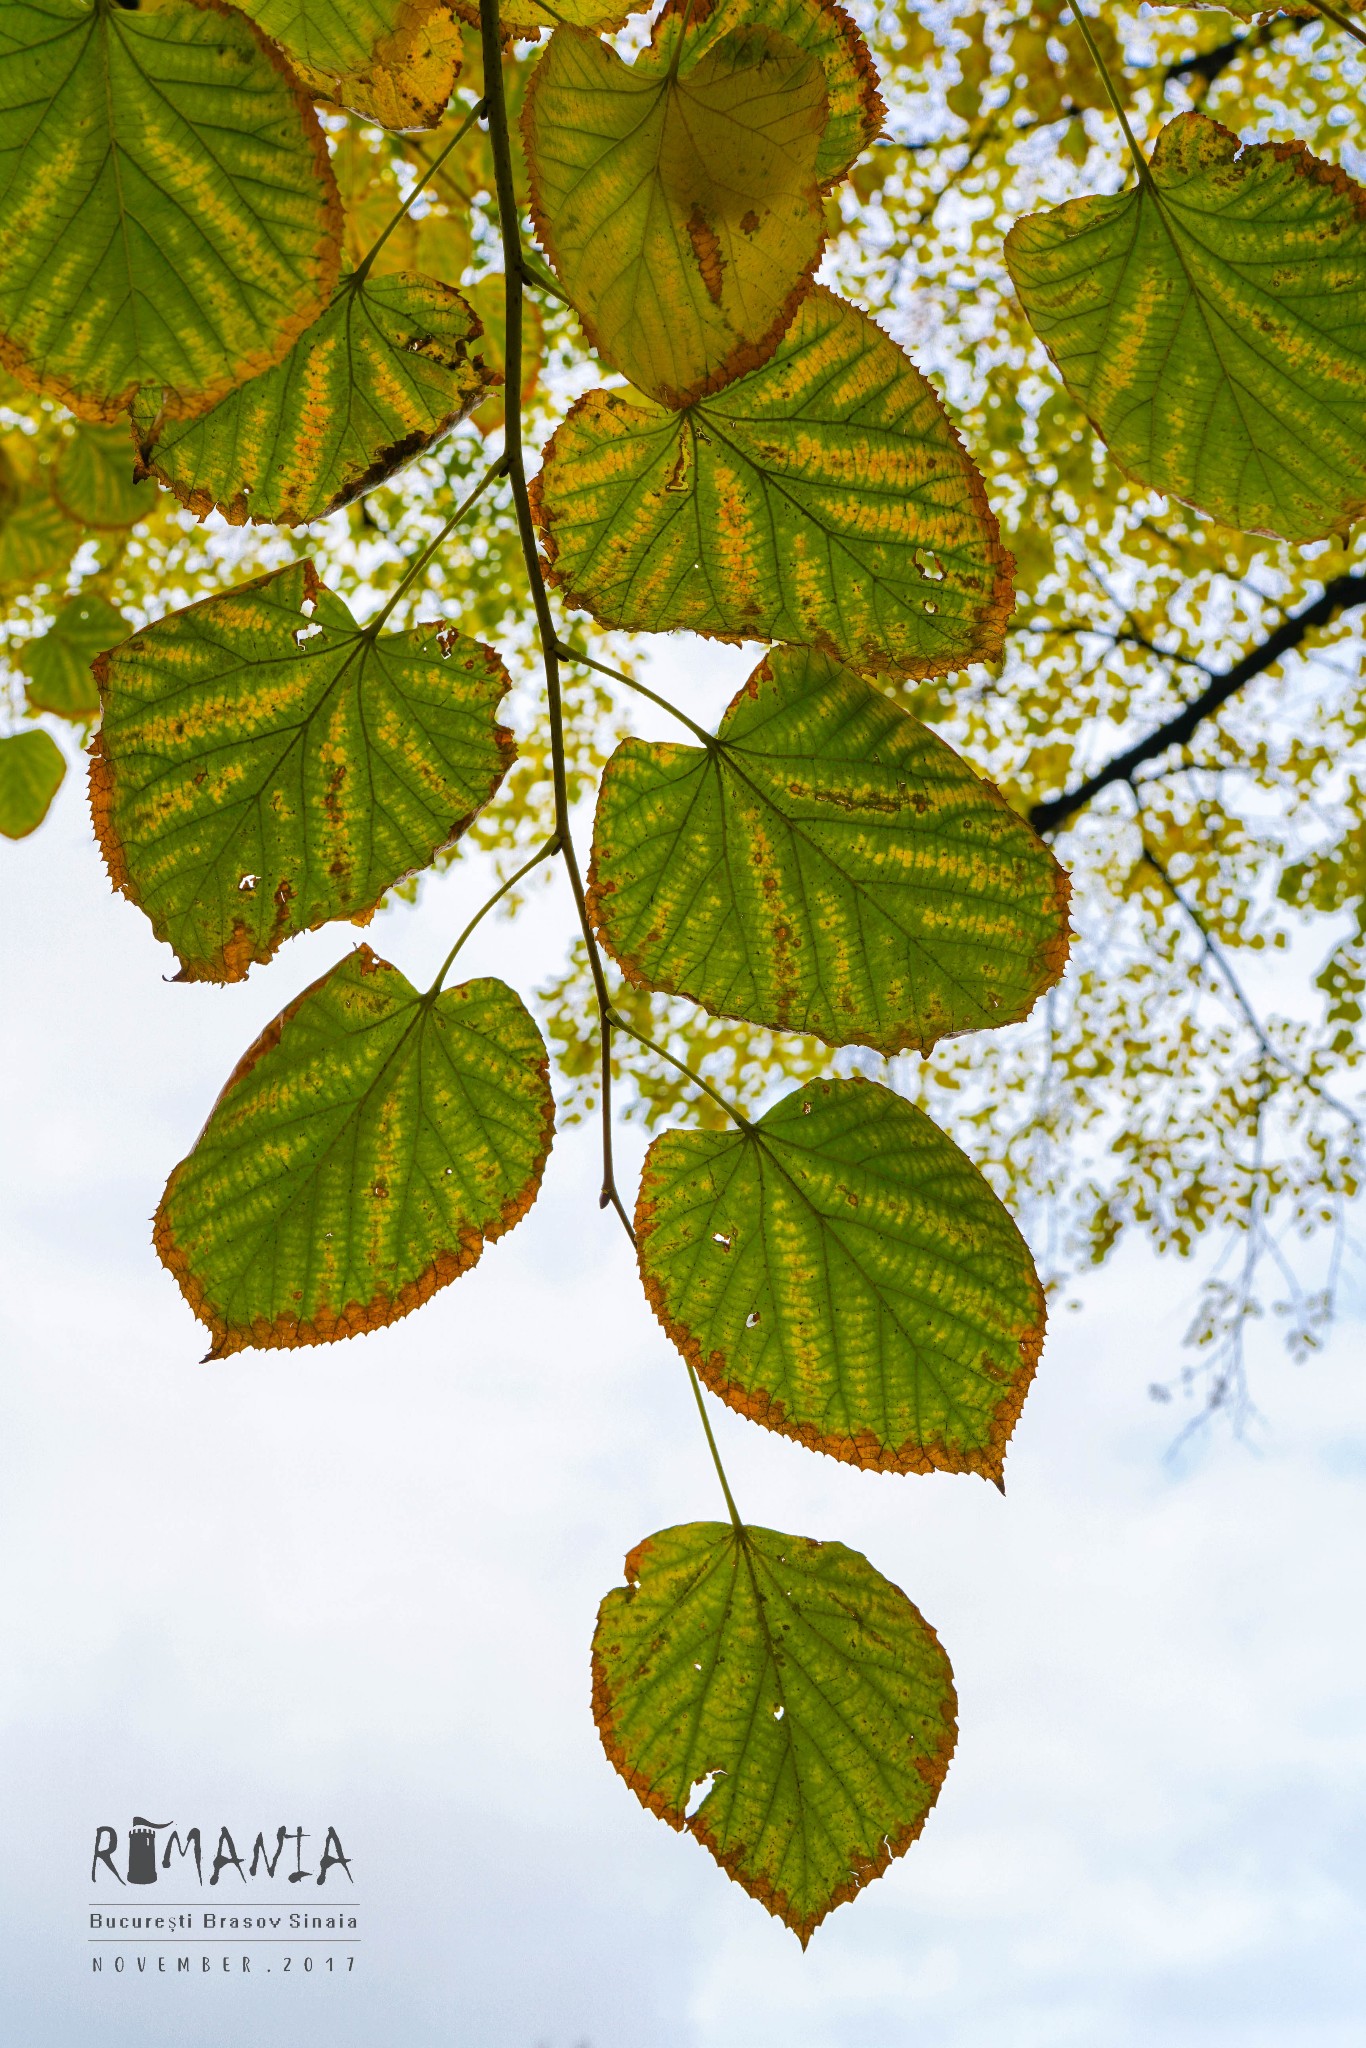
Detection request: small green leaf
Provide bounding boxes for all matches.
[533,287,1013,679]
[592,1519,956,1944]
[236,0,463,130]
[156,948,556,1357]
[17,593,129,720]
[0,727,65,838]
[590,645,1070,1053]
[0,484,77,599]
[636,1077,1045,1478]
[0,0,342,421]
[525,16,828,407]
[1005,113,1366,541]
[132,272,497,529]
[52,425,156,531]
[90,560,514,982]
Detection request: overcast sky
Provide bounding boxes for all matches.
[3,633,1365,2048]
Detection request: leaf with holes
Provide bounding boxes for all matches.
[592,1519,956,1944]
[236,0,463,129]
[524,13,828,407]
[533,287,1013,678]
[52,425,156,531]
[17,593,129,721]
[90,560,514,983]
[156,949,555,1357]
[0,728,65,839]
[0,0,341,421]
[590,645,1070,1053]
[636,1077,1045,1478]
[1005,113,1366,541]
[132,272,497,528]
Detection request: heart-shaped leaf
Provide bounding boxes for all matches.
[0,728,65,839]
[236,0,463,130]
[18,593,129,720]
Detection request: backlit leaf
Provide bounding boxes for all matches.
[17,593,129,720]
[533,287,1013,678]
[590,644,1070,1053]
[636,1077,1045,1478]
[524,15,828,406]
[0,485,76,599]
[132,272,497,528]
[237,0,463,130]
[0,0,342,421]
[592,1519,956,1943]
[1005,113,1366,542]
[0,728,65,839]
[453,0,630,39]
[90,560,514,982]
[155,949,555,1357]
[52,425,156,531]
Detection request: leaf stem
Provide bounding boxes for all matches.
[1062,1,1152,188]
[426,837,559,996]
[366,452,509,637]
[353,97,488,284]
[608,1009,754,1134]
[555,639,718,747]
[1305,0,1366,46]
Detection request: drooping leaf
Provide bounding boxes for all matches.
[0,727,65,839]
[1005,113,1366,542]
[131,272,496,528]
[524,16,829,407]
[590,645,1070,1053]
[0,0,342,421]
[52,425,156,531]
[636,1077,1045,1478]
[155,949,555,1357]
[592,1519,956,1944]
[533,287,1013,678]
[17,593,129,720]
[90,560,514,982]
[237,0,463,130]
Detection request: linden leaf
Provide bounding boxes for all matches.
[131,272,497,528]
[524,18,828,406]
[0,0,342,422]
[52,425,156,531]
[635,1077,1045,1478]
[156,949,555,1357]
[0,485,77,599]
[0,728,65,839]
[533,287,1013,678]
[90,560,514,983]
[592,1520,956,1944]
[590,645,1070,1053]
[1005,113,1366,542]
[237,0,463,130]
[452,0,630,39]
[17,593,129,721]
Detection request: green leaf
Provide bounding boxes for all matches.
[132,272,497,529]
[1004,113,1366,542]
[0,0,342,421]
[0,727,65,838]
[635,1077,1045,1478]
[155,948,556,1357]
[524,15,828,407]
[0,484,76,599]
[592,1519,956,1944]
[590,644,1070,1053]
[17,593,129,721]
[236,0,463,130]
[533,287,1013,679]
[453,0,629,37]
[90,560,514,982]
[52,425,157,531]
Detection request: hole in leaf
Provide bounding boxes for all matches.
[237,874,257,893]
[745,1309,761,1328]
[712,1231,732,1252]
[294,621,323,646]
[801,1101,812,1115]
[685,1770,721,1818]
[922,598,939,614]
[772,1705,785,1720]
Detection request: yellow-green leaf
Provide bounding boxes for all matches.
[132,272,497,528]
[238,0,463,130]
[636,1077,1045,1478]
[1005,113,1366,542]
[592,1520,956,1944]
[525,16,828,407]
[17,593,128,720]
[453,0,629,38]
[90,560,514,982]
[0,0,342,421]
[0,727,65,838]
[534,287,1013,678]
[156,949,555,1357]
[0,485,76,599]
[590,644,1070,1053]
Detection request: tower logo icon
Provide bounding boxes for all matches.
[126,1818,169,1885]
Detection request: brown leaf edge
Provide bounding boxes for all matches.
[131,275,501,528]
[88,561,516,981]
[289,0,464,132]
[585,661,1073,1052]
[520,20,829,411]
[153,945,558,1359]
[1004,113,1366,545]
[633,1110,1048,1485]
[590,1527,958,1946]
[0,0,344,427]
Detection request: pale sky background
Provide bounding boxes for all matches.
[3,634,1366,2048]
